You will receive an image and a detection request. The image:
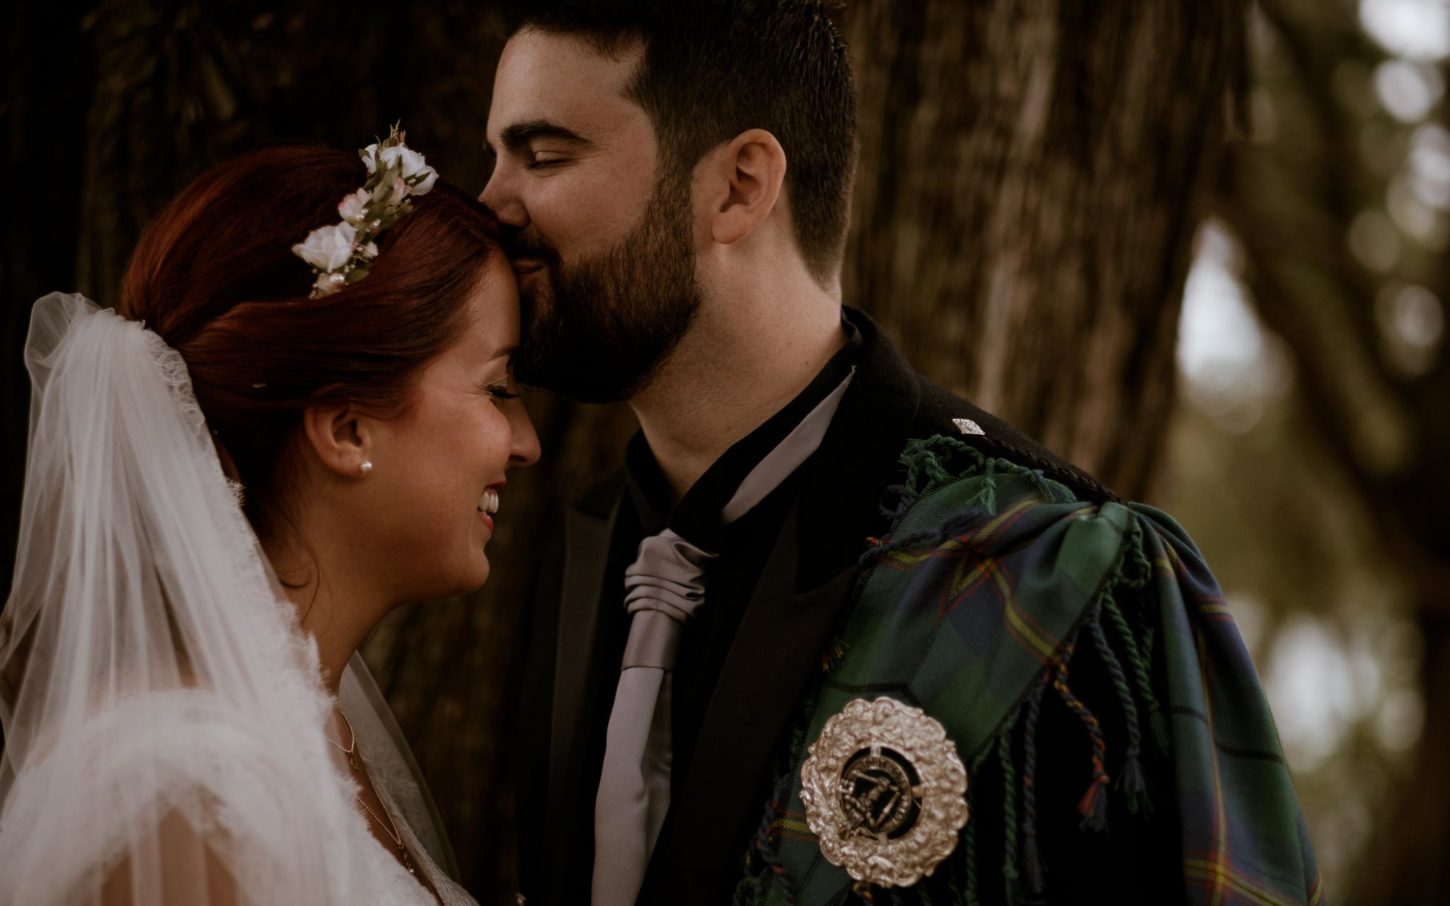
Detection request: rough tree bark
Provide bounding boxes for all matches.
[844,0,1245,499]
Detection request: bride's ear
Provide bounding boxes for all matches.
[300,404,373,479]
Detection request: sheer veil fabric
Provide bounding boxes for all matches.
[0,294,467,904]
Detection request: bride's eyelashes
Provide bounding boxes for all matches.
[478,377,521,401]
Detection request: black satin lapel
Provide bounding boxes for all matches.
[546,500,620,842]
[647,503,862,899]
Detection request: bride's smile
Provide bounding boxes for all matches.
[333,252,537,597]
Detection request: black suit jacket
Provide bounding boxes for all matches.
[511,309,1162,904]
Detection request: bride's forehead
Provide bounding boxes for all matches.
[446,266,519,362]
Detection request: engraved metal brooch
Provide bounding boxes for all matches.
[799,697,969,888]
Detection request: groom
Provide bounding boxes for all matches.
[482,2,1320,905]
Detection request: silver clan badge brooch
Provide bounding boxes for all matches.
[799,697,969,888]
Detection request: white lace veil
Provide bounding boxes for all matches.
[0,294,454,904]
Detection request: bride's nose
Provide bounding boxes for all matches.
[507,406,541,468]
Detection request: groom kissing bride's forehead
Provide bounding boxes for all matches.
[481,0,853,405]
[484,3,1320,906]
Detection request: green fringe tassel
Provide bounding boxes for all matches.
[964,458,998,515]
[896,435,1075,508]
[999,725,1020,905]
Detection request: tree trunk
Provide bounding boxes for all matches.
[843,0,1244,499]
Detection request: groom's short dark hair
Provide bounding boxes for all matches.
[500,0,857,281]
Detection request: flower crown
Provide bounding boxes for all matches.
[291,125,439,298]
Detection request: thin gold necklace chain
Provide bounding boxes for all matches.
[327,709,358,757]
[328,708,416,875]
[356,791,405,848]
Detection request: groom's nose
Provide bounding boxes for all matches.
[479,170,528,230]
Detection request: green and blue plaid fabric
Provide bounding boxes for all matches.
[735,437,1323,905]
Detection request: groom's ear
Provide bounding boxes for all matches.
[703,128,787,246]
[300,404,372,480]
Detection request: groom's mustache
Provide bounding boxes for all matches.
[497,230,560,271]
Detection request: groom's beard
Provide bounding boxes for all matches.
[511,172,701,403]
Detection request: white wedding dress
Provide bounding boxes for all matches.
[0,294,477,905]
[0,681,474,905]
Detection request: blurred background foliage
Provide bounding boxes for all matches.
[2,1,1446,903]
[1169,0,1448,900]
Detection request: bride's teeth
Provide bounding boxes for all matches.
[478,488,500,515]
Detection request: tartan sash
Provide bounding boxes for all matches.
[736,436,1323,906]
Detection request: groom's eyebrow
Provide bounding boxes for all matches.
[492,120,594,153]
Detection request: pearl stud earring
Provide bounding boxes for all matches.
[360,460,374,475]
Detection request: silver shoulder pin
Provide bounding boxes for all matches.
[953,418,986,436]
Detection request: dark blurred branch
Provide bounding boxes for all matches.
[1252,0,1402,391]
[1233,221,1376,498]
[1230,197,1450,620]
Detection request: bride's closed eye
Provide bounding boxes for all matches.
[479,377,520,401]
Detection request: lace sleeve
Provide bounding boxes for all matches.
[96,808,242,906]
[1,691,339,906]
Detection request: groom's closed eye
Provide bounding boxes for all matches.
[525,153,569,171]
[490,120,595,159]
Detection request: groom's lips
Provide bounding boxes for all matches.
[511,257,546,277]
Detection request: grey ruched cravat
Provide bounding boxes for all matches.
[592,369,855,906]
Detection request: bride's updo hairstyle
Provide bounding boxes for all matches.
[117,145,502,541]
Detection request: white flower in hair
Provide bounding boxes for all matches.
[387,144,426,177]
[291,124,440,298]
[363,140,437,194]
[338,188,370,223]
[376,173,410,207]
[362,143,382,174]
[292,222,357,272]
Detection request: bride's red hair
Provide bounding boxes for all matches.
[118,144,504,540]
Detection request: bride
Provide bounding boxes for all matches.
[0,129,538,904]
